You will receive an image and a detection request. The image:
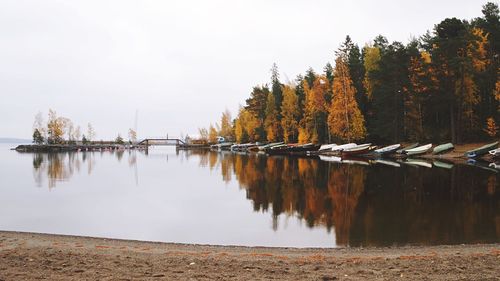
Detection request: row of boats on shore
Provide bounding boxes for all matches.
[210,141,500,159]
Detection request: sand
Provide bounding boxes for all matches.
[0,231,499,280]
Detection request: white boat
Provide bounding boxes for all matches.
[374,144,401,154]
[405,144,432,156]
[319,143,337,151]
[489,148,500,157]
[341,143,372,156]
[331,143,357,152]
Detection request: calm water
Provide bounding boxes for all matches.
[0,143,498,248]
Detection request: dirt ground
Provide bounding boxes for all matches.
[0,231,499,280]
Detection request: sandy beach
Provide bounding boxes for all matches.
[0,231,499,280]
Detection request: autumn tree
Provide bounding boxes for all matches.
[299,76,330,143]
[245,85,270,139]
[198,127,209,141]
[208,124,218,143]
[280,84,299,143]
[484,117,498,137]
[473,3,500,133]
[405,46,437,141]
[47,109,65,144]
[74,126,81,142]
[430,18,484,143]
[328,56,367,142]
[264,92,279,142]
[234,107,260,142]
[128,128,137,143]
[363,45,381,100]
[87,123,95,142]
[219,109,233,141]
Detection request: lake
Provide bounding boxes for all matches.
[0,143,498,248]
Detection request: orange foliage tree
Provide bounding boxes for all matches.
[328,56,367,142]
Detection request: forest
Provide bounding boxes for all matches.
[201,2,500,145]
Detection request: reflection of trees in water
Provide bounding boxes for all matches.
[198,151,499,247]
[31,149,147,188]
[352,165,499,246]
[32,152,92,189]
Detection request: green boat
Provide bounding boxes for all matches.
[432,143,454,155]
[465,141,499,158]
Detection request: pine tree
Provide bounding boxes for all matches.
[32,129,44,144]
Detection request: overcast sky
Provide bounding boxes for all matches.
[0,0,488,139]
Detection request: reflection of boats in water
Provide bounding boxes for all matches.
[318,155,370,166]
[373,159,401,168]
[488,162,500,169]
[466,159,499,173]
[319,155,342,163]
[433,160,454,169]
[404,158,433,168]
[488,148,500,158]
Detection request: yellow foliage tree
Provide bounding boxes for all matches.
[208,124,218,143]
[363,45,381,100]
[328,56,367,142]
[300,76,330,143]
[219,109,233,141]
[47,109,65,144]
[484,117,498,137]
[281,84,299,143]
[264,92,278,142]
[234,107,260,143]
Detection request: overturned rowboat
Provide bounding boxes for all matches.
[341,143,373,156]
[396,143,419,154]
[465,141,499,158]
[432,143,454,155]
[404,143,432,156]
[330,143,357,152]
[374,144,401,155]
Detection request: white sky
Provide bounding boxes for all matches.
[0,0,488,139]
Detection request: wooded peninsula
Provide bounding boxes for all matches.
[200,2,500,145]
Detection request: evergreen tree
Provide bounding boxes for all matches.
[370,42,410,142]
[431,18,482,143]
[32,129,44,144]
[245,85,270,139]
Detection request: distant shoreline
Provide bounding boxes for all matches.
[0,231,499,280]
